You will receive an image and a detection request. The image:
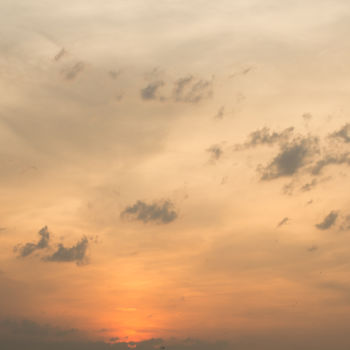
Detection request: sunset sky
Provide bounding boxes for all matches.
[1,1,350,349]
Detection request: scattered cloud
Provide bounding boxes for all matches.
[234,127,294,150]
[121,200,178,224]
[339,215,350,231]
[316,211,339,230]
[140,81,165,100]
[214,106,225,120]
[311,153,350,175]
[330,123,350,143]
[109,70,121,80]
[54,48,66,61]
[173,75,213,103]
[307,245,318,252]
[0,319,78,338]
[277,217,289,228]
[44,237,89,266]
[110,337,120,342]
[302,113,313,121]
[63,62,85,80]
[229,66,253,79]
[15,226,50,258]
[207,144,223,161]
[300,178,317,192]
[259,136,319,180]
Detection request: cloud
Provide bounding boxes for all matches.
[54,48,66,61]
[140,81,165,100]
[229,66,253,79]
[311,153,350,175]
[302,113,313,121]
[307,245,318,252]
[0,334,230,350]
[110,337,120,342]
[44,237,89,266]
[259,136,319,180]
[277,217,289,228]
[173,76,213,103]
[300,178,317,192]
[108,70,121,80]
[315,211,339,230]
[63,62,85,80]
[15,226,50,258]
[207,144,223,161]
[234,127,294,150]
[340,215,350,231]
[214,106,225,120]
[330,123,350,143]
[0,319,78,338]
[121,200,177,224]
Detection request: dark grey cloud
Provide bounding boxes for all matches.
[311,153,350,175]
[15,226,50,258]
[173,76,213,103]
[277,217,289,228]
[121,200,177,224]
[207,144,223,161]
[235,127,294,150]
[330,123,350,143]
[259,136,319,180]
[44,237,89,265]
[63,62,85,80]
[140,81,165,100]
[0,319,78,338]
[316,211,339,230]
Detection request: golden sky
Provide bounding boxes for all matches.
[1,1,350,349]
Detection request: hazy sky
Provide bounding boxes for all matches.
[2,1,350,349]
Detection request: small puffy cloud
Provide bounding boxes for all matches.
[234,127,294,150]
[15,226,50,258]
[316,211,339,230]
[330,123,350,143]
[173,75,213,103]
[44,237,89,266]
[277,217,289,228]
[140,81,165,100]
[121,200,177,224]
[259,136,319,180]
[207,144,223,161]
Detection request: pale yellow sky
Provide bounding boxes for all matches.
[1,1,350,349]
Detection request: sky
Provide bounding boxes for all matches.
[1,0,350,349]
